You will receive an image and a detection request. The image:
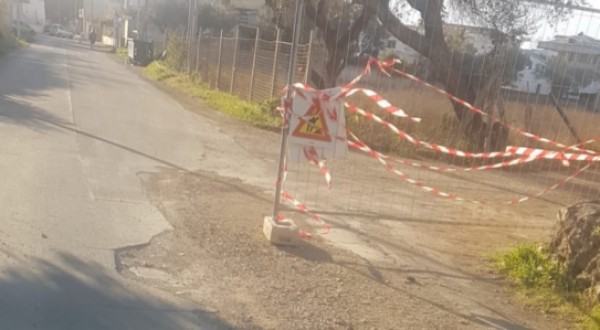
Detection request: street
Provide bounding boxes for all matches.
[0,36,275,329]
[2,36,598,329]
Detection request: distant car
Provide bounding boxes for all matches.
[56,29,74,39]
[11,21,36,41]
[43,24,51,33]
[48,24,74,39]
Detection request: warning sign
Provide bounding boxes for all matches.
[287,87,347,163]
[291,104,331,142]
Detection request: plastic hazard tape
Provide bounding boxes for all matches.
[346,102,524,159]
[302,146,332,190]
[384,63,598,155]
[348,132,592,205]
[277,57,599,235]
[505,145,600,162]
[344,88,422,122]
[280,191,330,233]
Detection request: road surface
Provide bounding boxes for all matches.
[0,36,274,329]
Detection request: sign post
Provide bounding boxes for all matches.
[265,0,305,245]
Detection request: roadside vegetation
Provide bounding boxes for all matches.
[495,244,600,329]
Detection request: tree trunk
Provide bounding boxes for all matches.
[379,0,489,150]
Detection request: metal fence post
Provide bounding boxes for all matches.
[271,0,305,228]
[216,29,224,90]
[230,27,240,94]
[304,29,315,85]
[195,31,202,74]
[249,27,260,100]
[271,28,281,97]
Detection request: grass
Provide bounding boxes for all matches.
[115,47,128,60]
[143,61,280,129]
[494,244,600,329]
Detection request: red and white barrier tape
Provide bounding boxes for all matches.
[281,191,330,233]
[506,146,600,162]
[277,57,598,235]
[347,102,524,159]
[386,64,598,155]
[348,132,592,205]
[344,88,422,122]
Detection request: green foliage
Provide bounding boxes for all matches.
[143,61,280,129]
[196,3,238,33]
[115,47,128,59]
[584,305,600,330]
[151,0,188,33]
[164,37,188,72]
[496,244,566,289]
[495,243,600,329]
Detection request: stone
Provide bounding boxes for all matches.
[263,216,300,246]
[548,200,600,298]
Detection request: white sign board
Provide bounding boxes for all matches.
[287,88,347,163]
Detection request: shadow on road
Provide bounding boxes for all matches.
[0,252,236,330]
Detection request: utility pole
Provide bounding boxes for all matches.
[16,0,21,38]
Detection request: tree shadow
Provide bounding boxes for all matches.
[0,252,242,330]
[0,95,69,132]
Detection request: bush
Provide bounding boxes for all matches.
[496,244,566,289]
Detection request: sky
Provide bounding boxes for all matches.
[393,0,600,48]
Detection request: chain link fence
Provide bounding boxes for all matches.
[165,27,312,104]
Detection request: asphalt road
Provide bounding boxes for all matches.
[0,36,274,329]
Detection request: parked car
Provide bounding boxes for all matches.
[48,24,74,39]
[11,21,36,41]
[56,29,74,39]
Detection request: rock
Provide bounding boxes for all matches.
[548,201,600,298]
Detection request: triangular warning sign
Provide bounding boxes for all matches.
[291,103,331,142]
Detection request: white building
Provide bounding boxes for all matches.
[505,49,555,96]
[12,0,45,27]
[382,23,496,64]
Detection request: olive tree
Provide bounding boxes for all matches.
[265,0,585,150]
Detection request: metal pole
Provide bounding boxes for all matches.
[195,30,202,74]
[16,0,21,39]
[271,0,304,222]
[216,29,224,89]
[230,26,240,94]
[186,0,193,74]
[304,29,314,85]
[249,27,260,100]
[270,28,281,97]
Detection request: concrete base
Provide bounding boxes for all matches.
[263,216,300,246]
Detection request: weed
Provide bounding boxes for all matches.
[115,47,128,59]
[495,244,600,329]
[496,244,566,289]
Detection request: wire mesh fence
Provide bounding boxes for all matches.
[166,27,311,103]
[162,3,600,237]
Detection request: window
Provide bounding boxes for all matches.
[387,40,397,49]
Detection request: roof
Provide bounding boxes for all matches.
[539,33,600,54]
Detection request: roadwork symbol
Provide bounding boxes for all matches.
[291,104,331,142]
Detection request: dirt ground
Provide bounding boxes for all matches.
[113,63,600,329]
